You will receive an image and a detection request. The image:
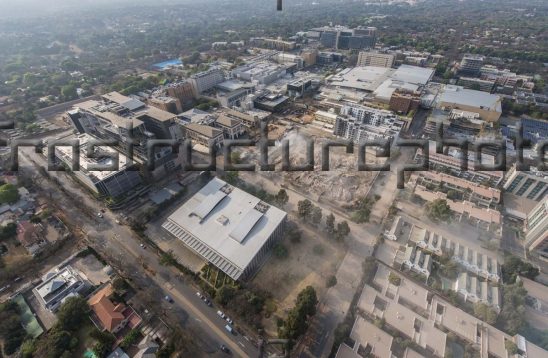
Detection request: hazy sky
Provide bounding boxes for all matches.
[0,0,208,18]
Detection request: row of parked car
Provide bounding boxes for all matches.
[196,291,234,354]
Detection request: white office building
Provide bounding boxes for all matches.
[162,178,287,280]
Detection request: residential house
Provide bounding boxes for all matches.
[88,284,141,333]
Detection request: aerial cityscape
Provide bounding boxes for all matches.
[0,0,547,357]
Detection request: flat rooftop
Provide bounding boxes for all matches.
[329,66,394,92]
[162,178,286,280]
[54,134,135,182]
[391,64,434,85]
[439,85,502,112]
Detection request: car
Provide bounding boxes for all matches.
[225,317,233,325]
[224,324,233,334]
[217,310,226,319]
[97,212,103,218]
[164,295,173,303]
[220,344,230,354]
[196,292,202,298]
[115,219,121,224]
[139,243,146,249]
[204,299,212,307]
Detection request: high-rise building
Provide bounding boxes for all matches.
[503,165,548,202]
[389,89,421,114]
[189,67,225,96]
[166,81,195,108]
[301,49,318,66]
[315,25,376,50]
[459,54,484,77]
[524,198,548,261]
[357,51,395,68]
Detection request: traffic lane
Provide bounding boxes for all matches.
[91,229,244,356]
[91,222,254,357]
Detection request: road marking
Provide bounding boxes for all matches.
[194,318,202,322]
[238,341,245,348]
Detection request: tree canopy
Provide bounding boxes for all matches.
[425,199,451,222]
[0,184,20,204]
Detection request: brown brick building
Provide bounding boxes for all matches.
[389,89,421,115]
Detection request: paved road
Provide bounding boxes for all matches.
[19,147,257,358]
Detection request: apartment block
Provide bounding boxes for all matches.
[189,67,225,95]
[524,198,548,261]
[357,51,395,68]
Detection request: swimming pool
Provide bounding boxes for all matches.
[152,59,183,69]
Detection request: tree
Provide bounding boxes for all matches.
[505,340,518,355]
[229,151,241,164]
[0,223,17,241]
[120,329,141,349]
[497,283,528,335]
[278,286,318,344]
[388,272,402,286]
[326,275,337,288]
[287,226,301,244]
[425,199,451,222]
[112,277,129,292]
[224,171,239,184]
[297,199,313,220]
[56,296,90,331]
[273,243,288,259]
[90,328,116,357]
[474,302,498,325]
[335,221,350,240]
[159,251,178,266]
[216,286,236,306]
[0,301,26,356]
[310,206,322,226]
[61,84,77,100]
[295,286,318,317]
[0,184,19,204]
[325,213,335,234]
[501,255,539,283]
[275,189,289,207]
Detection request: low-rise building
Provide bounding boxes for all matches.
[182,123,224,149]
[34,265,87,312]
[335,317,393,358]
[314,110,339,125]
[16,221,46,256]
[410,172,502,235]
[88,283,141,333]
[214,114,245,139]
[438,85,502,123]
[408,224,500,282]
[401,245,432,277]
[454,272,500,311]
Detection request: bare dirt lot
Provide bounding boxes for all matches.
[253,223,346,336]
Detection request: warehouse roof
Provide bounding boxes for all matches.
[439,85,502,112]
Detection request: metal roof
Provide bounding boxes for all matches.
[229,208,264,243]
[191,190,227,220]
